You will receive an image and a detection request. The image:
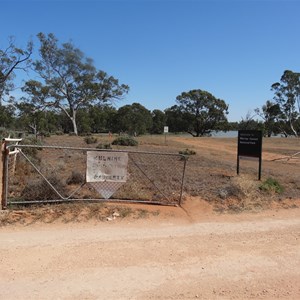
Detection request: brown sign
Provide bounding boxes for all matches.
[238,130,262,158]
[237,130,262,180]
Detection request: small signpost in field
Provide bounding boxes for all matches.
[164,126,169,144]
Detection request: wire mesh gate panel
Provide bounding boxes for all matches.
[4,145,186,206]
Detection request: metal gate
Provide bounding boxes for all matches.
[1,142,186,208]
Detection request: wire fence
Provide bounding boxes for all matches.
[3,144,186,207]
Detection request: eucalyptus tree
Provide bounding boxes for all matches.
[151,109,166,134]
[0,37,32,104]
[271,70,300,137]
[23,33,129,135]
[175,89,229,137]
[15,100,61,136]
[113,103,152,135]
[255,100,285,137]
[165,105,192,133]
[0,103,15,129]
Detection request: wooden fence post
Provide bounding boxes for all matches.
[1,140,8,210]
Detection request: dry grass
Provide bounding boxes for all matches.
[0,203,161,226]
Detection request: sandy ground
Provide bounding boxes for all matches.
[1,205,300,300]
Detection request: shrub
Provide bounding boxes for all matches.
[0,127,9,139]
[68,132,77,136]
[179,148,196,156]
[96,143,112,150]
[21,174,67,201]
[112,136,138,146]
[66,171,85,185]
[39,131,51,137]
[55,131,64,135]
[84,136,98,144]
[79,132,92,136]
[19,137,43,159]
[259,177,284,194]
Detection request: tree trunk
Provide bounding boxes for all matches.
[187,131,196,137]
[289,119,298,137]
[71,110,78,135]
[29,123,38,139]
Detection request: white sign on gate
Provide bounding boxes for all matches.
[86,151,128,183]
[86,151,129,199]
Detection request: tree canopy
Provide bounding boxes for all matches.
[271,70,300,137]
[0,37,32,104]
[175,89,229,137]
[22,33,129,135]
[112,103,152,135]
[151,109,167,134]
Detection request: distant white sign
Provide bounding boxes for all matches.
[86,151,128,183]
[164,126,169,133]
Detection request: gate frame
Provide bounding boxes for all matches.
[1,143,187,209]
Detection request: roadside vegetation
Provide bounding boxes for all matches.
[0,202,160,226]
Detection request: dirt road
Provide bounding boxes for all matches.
[1,208,300,299]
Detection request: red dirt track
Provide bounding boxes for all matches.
[1,204,300,299]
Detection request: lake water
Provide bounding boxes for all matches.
[211,131,238,138]
[178,131,238,138]
[180,131,287,138]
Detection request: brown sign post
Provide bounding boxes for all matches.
[1,140,8,209]
[237,130,262,180]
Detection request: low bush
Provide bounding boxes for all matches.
[0,127,13,139]
[179,148,196,156]
[178,148,196,161]
[259,177,284,194]
[112,136,138,146]
[79,132,92,136]
[20,137,43,159]
[96,143,112,150]
[39,131,51,137]
[21,174,67,201]
[84,136,98,144]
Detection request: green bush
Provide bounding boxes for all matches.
[55,131,64,135]
[259,177,284,194]
[0,128,16,139]
[39,131,51,137]
[112,136,138,146]
[179,148,196,156]
[19,137,43,159]
[84,136,98,144]
[96,143,112,150]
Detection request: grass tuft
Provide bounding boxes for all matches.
[259,177,284,194]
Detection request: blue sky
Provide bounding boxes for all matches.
[1,0,300,121]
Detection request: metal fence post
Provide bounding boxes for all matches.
[178,155,187,207]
